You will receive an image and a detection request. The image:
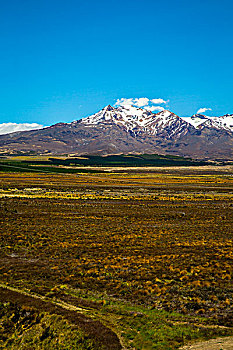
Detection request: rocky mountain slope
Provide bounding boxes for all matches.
[1,105,233,160]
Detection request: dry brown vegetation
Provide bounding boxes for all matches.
[0,168,233,349]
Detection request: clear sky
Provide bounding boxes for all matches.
[0,0,233,127]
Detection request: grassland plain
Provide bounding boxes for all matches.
[0,167,233,349]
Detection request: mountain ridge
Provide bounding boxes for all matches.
[0,105,233,160]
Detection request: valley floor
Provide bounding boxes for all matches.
[0,166,233,349]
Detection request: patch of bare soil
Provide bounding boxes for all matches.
[180,336,233,350]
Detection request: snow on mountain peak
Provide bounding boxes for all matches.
[81,104,152,129]
[181,113,233,131]
[81,105,192,138]
[80,103,233,137]
[211,114,233,131]
[181,114,209,128]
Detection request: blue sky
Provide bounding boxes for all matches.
[0,0,233,127]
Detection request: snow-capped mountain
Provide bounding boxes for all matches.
[182,114,233,132]
[0,104,233,160]
[208,114,233,132]
[181,114,210,128]
[80,104,153,130]
[81,105,233,134]
[81,105,193,138]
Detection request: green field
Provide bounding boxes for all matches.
[0,153,212,174]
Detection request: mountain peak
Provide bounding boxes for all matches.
[1,103,233,160]
[182,113,233,131]
[105,104,115,111]
[191,114,208,118]
[156,109,175,116]
[80,105,191,138]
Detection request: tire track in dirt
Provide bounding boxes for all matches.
[0,284,122,350]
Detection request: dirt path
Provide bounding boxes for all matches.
[1,283,232,350]
[0,284,122,350]
[179,336,233,350]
